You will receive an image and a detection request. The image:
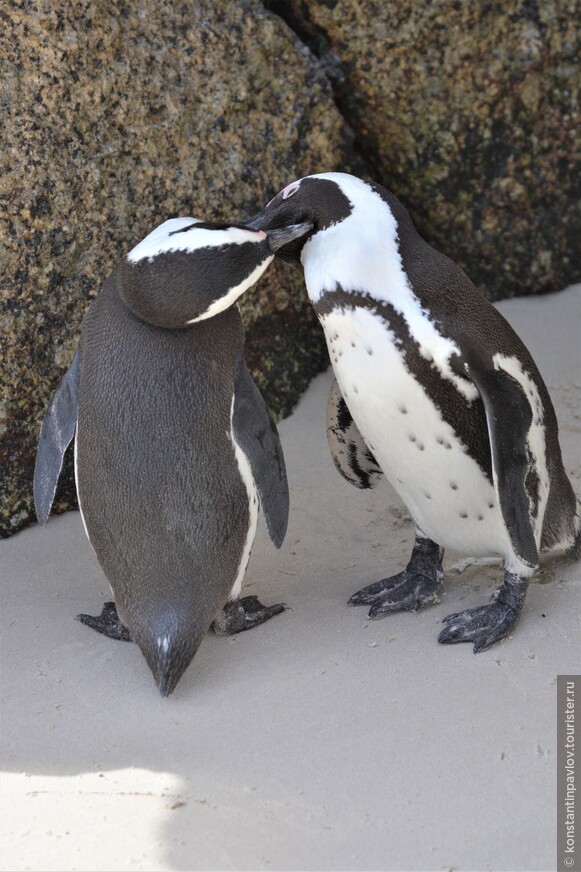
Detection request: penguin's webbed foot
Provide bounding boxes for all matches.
[77,601,132,642]
[349,536,444,618]
[211,595,286,636]
[438,572,529,652]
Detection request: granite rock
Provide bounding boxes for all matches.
[0,0,351,536]
[272,0,580,300]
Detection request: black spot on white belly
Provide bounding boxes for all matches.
[315,286,493,481]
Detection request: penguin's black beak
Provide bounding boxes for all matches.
[264,222,314,253]
[246,206,314,263]
[245,207,272,232]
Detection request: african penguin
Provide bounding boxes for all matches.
[247,172,581,651]
[33,217,312,694]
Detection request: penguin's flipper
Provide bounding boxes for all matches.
[33,350,80,525]
[466,362,538,569]
[232,358,289,548]
[326,378,383,489]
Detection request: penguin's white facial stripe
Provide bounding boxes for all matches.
[127,218,266,264]
[301,186,396,297]
[301,177,477,401]
[492,353,550,540]
[186,254,274,324]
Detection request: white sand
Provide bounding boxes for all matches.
[1,286,580,872]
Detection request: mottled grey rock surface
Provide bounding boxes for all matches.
[270,0,580,299]
[0,1,350,536]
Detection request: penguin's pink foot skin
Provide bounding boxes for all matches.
[349,537,444,617]
[77,601,131,642]
[438,572,529,652]
[212,595,286,636]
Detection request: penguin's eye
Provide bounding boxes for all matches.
[281,181,301,200]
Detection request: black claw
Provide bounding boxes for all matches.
[473,635,497,653]
[350,536,443,616]
[212,596,286,636]
[349,572,408,606]
[77,601,131,642]
[443,612,460,623]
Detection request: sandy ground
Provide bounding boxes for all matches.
[1,286,580,872]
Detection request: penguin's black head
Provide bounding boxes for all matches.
[128,601,206,697]
[246,174,354,265]
[118,218,312,329]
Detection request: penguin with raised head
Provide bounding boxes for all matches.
[34,217,312,694]
[247,172,580,651]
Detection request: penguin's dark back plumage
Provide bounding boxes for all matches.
[76,270,250,665]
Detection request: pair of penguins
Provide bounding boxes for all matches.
[35,173,580,696]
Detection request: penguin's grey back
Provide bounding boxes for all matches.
[76,269,250,649]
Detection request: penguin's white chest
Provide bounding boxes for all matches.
[322,307,511,558]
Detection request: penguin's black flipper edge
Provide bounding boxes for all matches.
[232,358,289,548]
[466,362,538,569]
[326,379,383,489]
[33,350,80,525]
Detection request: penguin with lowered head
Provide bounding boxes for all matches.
[34,216,312,694]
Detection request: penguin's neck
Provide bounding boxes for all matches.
[301,196,415,315]
[302,194,480,404]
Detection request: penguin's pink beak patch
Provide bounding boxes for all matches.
[266,180,302,208]
[281,181,301,200]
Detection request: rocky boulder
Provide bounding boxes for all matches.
[272,0,580,300]
[0,1,351,536]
